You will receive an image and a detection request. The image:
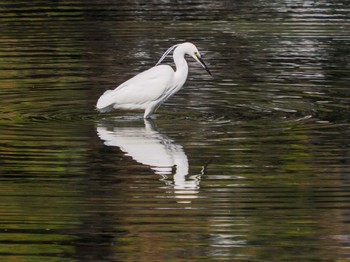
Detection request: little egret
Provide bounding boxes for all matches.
[96,42,211,118]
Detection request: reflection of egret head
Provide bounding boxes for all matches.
[96,120,201,198]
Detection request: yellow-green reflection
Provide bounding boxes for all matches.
[0,0,349,261]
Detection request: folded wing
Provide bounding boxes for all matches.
[96,65,174,111]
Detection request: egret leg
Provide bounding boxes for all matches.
[144,108,154,119]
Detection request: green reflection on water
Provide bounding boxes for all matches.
[0,0,349,261]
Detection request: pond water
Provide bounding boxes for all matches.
[0,0,350,261]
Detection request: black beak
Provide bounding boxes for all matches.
[198,56,212,76]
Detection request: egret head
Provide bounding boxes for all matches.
[156,42,212,76]
[183,43,212,76]
[179,43,211,75]
[190,48,211,75]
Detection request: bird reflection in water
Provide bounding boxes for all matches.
[96,119,205,203]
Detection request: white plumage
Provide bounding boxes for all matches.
[96,42,211,118]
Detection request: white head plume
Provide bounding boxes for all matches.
[156,44,179,65]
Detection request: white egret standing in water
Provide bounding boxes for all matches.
[96,42,211,118]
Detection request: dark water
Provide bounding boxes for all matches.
[1,0,350,261]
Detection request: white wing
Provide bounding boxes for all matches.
[96,65,174,110]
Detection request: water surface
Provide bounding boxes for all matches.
[0,0,349,261]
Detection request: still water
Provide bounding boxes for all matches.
[0,0,350,261]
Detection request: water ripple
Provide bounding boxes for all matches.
[0,1,349,261]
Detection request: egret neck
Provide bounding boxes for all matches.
[173,46,189,92]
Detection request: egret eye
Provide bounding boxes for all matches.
[194,52,199,57]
